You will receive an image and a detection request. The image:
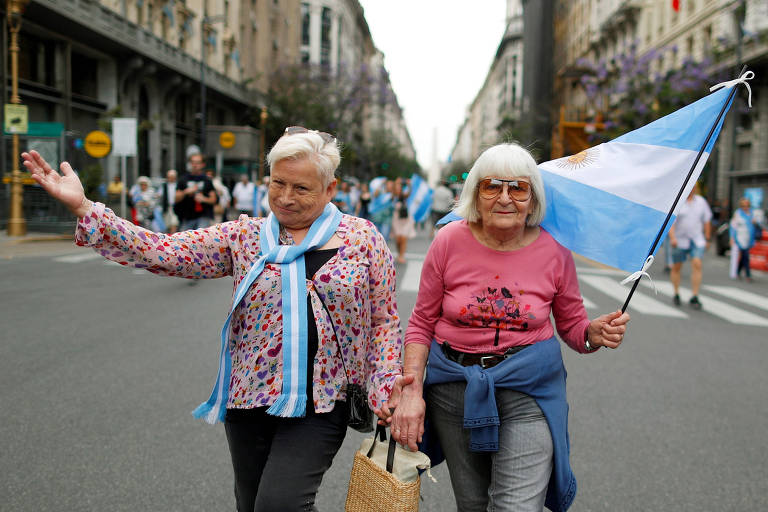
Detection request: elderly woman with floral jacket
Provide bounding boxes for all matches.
[22,126,402,511]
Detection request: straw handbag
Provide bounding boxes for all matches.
[345,424,431,512]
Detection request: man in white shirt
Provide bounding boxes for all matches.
[669,183,712,309]
[232,174,255,216]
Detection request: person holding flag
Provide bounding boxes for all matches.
[380,143,630,512]
[397,70,752,511]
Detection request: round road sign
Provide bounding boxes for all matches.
[219,131,236,149]
[84,130,112,158]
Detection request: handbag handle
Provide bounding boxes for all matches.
[366,424,397,473]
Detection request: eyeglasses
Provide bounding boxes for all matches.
[477,178,532,201]
[284,126,336,145]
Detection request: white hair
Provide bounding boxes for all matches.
[454,143,546,226]
[266,130,340,186]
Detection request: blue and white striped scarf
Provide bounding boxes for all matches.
[193,203,343,423]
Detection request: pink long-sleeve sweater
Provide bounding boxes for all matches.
[405,220,593,354]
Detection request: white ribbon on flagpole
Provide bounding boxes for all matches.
[710,70,755,107]
[620,255,657,294]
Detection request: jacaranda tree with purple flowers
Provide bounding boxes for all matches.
[576,42,722,142]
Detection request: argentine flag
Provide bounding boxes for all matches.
[540,85,736,272]
[436,76,750,273]
[407,174,433,223]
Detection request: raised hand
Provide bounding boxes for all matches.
[22,150,90,217]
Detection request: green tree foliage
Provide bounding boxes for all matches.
[258,63,419,179]
[361,129,421,180]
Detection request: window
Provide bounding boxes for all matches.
[147,1,154,31]
[736,144,752,171]
[19,34,56,87]
[301,3,310,46]
[71,52,99,99]
[320,7,331,67]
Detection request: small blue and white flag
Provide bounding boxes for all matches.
[407,174,433,223]
[539,77,749,272]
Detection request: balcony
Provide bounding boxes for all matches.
[33,0,250,104]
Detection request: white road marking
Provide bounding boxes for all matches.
[647,281,768,327]
[703,285,768,313]
[401,260,423,293]
[579,275,688,318]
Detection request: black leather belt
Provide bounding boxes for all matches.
[440,342,531,369]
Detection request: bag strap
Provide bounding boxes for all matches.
[366,424,397,473]
[318,295,351,385]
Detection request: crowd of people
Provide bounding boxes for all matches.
[109,151,456,263]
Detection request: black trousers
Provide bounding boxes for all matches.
[224,402,348,512]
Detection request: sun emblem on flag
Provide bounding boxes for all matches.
[556,148,599,170]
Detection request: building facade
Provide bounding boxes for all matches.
[1,0,413,231]
[552,0,768,212]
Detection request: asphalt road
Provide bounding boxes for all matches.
[1,228,766,511]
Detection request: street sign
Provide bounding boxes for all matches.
[112,118,137,156]
[219,131,236,149]
[4,104,28,134]
[84,130,112,158]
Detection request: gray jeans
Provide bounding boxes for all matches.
[426,381,553,511]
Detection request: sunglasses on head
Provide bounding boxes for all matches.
[478,178,532,201]
[284,126,336,145]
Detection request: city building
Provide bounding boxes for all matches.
[552,0,768,213]
[1,0,413,231]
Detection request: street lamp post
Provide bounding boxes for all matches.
[258,106,268,182]
[6,0,29,236]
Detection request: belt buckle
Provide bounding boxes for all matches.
[479,355,498,369]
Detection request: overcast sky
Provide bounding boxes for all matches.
[358,1,507,169]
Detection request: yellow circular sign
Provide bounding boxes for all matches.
[84,130,112,158]
[219,131,236,149]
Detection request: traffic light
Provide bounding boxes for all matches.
[449,175,457,182]
[461,172,468,180]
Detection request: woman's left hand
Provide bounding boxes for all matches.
[587,310,630,349]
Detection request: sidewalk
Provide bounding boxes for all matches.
[0,230,80,260]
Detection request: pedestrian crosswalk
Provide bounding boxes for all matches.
[392,255,768,327]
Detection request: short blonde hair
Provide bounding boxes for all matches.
[454,143,546,226]
[266,129,340,187]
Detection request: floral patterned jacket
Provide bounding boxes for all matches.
[75,202,402,412]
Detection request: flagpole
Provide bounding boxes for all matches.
[621,66,747,313]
